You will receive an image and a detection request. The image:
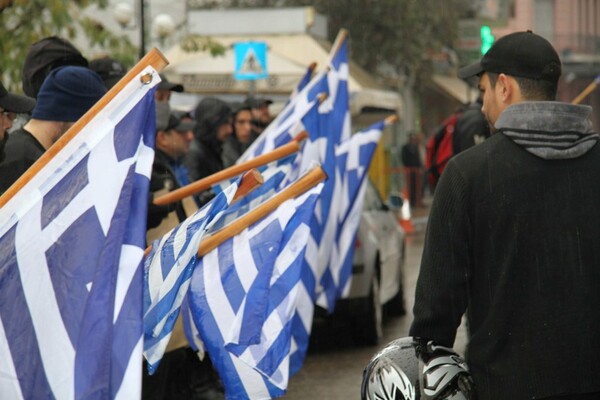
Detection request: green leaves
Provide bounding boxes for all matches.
[0,0,135,92]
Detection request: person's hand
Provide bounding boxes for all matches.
[415,339,476,399]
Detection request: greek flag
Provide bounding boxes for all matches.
[239,72,328,162]
[330,120,384,300]
[299,36,352,312]
[288,62,316,102]
[143,178,241,373]
[0,68,158,399]
[187,183,323,400]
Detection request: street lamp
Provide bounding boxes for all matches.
[113,3,134,27]
[153,14,175,46]
[114,1,146,60]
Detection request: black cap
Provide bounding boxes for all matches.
[157,74,184,92]
[244,96,273,108]
[89,56,127,89]
[168,113,195,132]
[458,31,561,82]
[0,81,36,113]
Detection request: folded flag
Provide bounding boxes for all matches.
[143,177,241,373]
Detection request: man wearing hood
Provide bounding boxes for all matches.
[409,31,600,399]
[184,97,232,183]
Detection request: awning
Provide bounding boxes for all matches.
[431,74,478,104]
[162,34,402,116]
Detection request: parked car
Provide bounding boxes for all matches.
[337,180,407,345]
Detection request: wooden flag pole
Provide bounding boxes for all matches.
[326,28,349,66]
[571,75,600,105]
[197,166,326,257]
[232,169,264,202]
[144,169,264,258]
[153,137,306,206]
[384,114,399,126]
[0,48,169,208]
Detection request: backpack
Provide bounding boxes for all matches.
[425,111,461,191]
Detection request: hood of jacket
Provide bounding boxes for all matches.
[194,98,231,140]
[496,101,599,160]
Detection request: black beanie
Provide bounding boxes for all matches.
[32,66,106,122]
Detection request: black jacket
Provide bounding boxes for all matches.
[410,102,600,399]
[147,150,187,229]
[0,129,45,194]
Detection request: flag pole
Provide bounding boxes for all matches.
[326,28,349,66]
[144,169,263,257]
[571,75,600,105]
[384,114,399,126]
[198,165,327,257]
[232,169,264,202]
[153,137,306,206]
[0,48,169,208]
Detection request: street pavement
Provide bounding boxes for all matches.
[285,201,468,399]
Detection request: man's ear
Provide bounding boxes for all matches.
[497,73,520,104]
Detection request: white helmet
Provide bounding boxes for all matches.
[361,337,476,400]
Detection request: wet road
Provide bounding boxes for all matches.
[285,215,468,399]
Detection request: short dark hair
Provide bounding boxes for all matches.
[487,72,557,101]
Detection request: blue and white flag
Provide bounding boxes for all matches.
[143,178,241,373]
[187,182,323,400]
[287,62,316,103]
[239,71,328,162]
[298,36,352,313]
[329,120,384,300]
[0,67,158,399]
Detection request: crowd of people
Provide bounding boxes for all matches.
[3,30,599,400]
[0,35,275,400]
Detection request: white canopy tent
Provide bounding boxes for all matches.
[162,34,403,117]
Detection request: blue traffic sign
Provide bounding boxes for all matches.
[234,41,268,81]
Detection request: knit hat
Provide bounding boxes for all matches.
[458,30,561,82]
[32,66,106,122]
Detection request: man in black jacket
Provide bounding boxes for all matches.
[410,31,600,399]
[0,66,105,194]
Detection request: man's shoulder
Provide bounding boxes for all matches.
[3,129,43,158]
[449,133,506,171]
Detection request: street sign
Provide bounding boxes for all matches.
[234,41,268,81]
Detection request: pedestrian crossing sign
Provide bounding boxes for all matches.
[234,41,268,80]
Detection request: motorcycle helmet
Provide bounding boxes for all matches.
[361,337,476,400]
